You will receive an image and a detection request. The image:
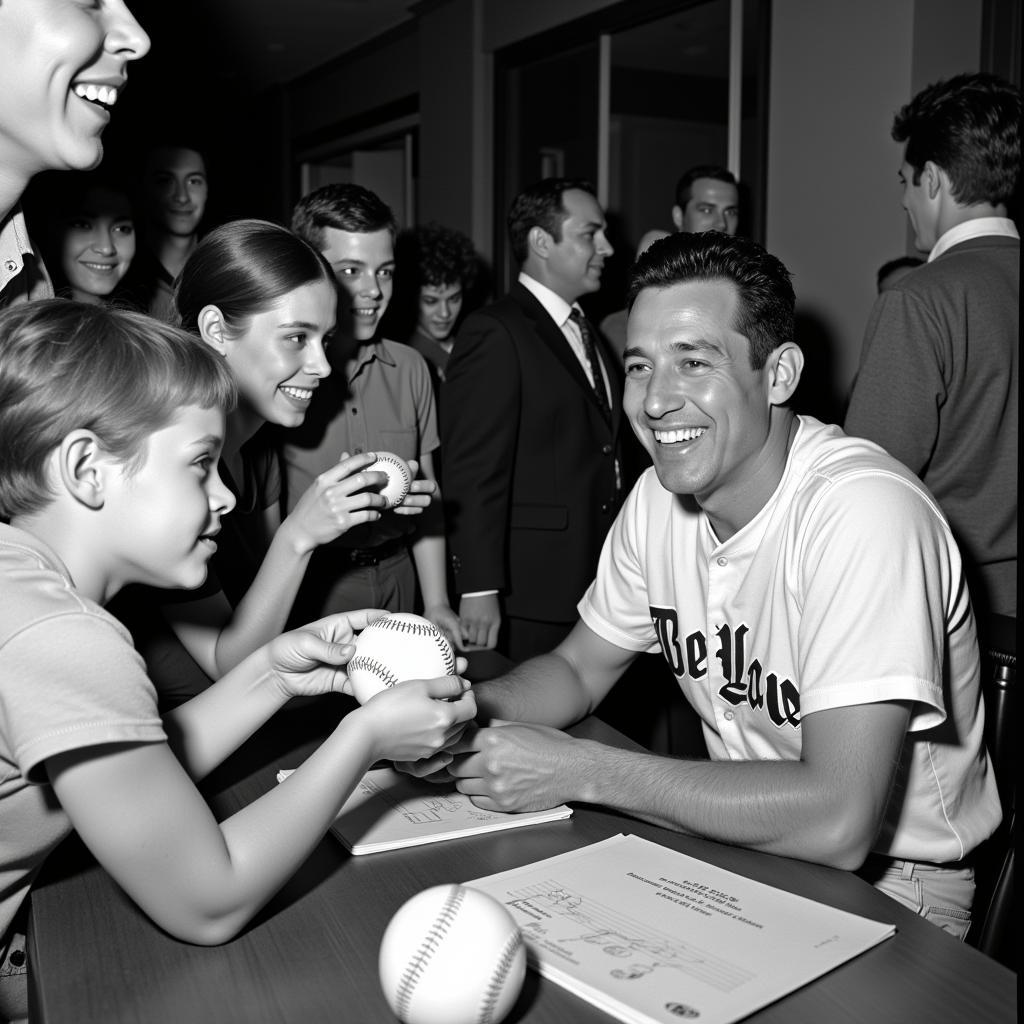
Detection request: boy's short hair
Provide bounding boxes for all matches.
[628,231,795,371]
[893,72,1021,206]
[0,300,236,519]
[291,184,397,251]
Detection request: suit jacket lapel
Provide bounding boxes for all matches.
[510,283,617,427]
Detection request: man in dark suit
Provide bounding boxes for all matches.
[441,177,625,663]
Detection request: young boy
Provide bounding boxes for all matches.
[283,184,461,645]
[0,301,475,1019]
[0,0,150,309]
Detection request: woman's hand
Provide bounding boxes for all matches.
[393,458,436,516]
[283,452,389,552]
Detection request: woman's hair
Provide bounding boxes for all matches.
[174,218,335,336]
[0,300,236,519]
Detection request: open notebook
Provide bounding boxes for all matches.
[277,766,572,854]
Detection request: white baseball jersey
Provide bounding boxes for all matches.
[578,416,1001,864]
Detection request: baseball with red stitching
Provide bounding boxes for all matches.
[379,883,526,1024]
[347,613,457,705]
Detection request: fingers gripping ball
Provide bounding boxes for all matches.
[348,613,457,705]
[369,451,413,508]
[379,884,526,1024]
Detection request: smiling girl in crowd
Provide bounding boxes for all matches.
[115,219,432,705]
[30,171,137,304]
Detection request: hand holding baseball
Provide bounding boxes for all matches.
[263,609,384,699]
[284,451,389,552]
[392,458,437,516]
[356,675,477,764]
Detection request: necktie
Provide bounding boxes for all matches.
[569,308,611,420]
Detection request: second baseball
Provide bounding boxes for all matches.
[347,613,457,704]
[368,451,413,507]
[379,883,526,1024]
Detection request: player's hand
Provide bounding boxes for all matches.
[458,593,501,649]
[423,601,464,651]
[265,609,386,698]
[357,676,477,763]
[393,458,435,516]
[445,721,579,812]
[284,451,388,551]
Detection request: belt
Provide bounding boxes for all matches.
[860,850,976,875]
[341,535,409,566]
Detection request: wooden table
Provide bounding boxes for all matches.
[28,701,1016,1023]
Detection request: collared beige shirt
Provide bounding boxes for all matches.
[282,336,439,549]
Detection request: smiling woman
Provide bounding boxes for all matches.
[27,170,137,304]
[0,0,149,211]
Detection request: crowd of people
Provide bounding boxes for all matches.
[0,2,1018,1020]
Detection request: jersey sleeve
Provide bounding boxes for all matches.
[792,469,958,729]
[0,612,165,781]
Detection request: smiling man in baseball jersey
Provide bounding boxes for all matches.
[421,231,1001,938]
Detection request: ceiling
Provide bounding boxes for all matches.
[130,0,415,91]
[127,1,731,92]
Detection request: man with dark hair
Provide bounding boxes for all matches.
[672,164,741,235]
[604,165,740,354]
[423,231,1001,938]
[117,142,209,320]
[282,183,460,642]
[845,73,1020,637]
[441,177,625,661]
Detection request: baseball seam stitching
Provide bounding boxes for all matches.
[376,618,436,637]
[431,630,457,675]
[478,928,523,1024]
[394,885,465,1021]
[377,454,410,502]
[347,656,399,688]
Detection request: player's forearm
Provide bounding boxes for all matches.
[473,652,594,728]
[568,744,879,869]
[164,645,290,780]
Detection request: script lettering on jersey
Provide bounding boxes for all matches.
[650,607,800,731]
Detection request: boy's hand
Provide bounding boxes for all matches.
[285,452,388,551]
[266,609,385,698]
[357,675,477,763]
[392,458,435,516]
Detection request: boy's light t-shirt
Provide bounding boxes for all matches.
[0,524,165,947]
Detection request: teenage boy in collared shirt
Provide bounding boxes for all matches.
[283,184,461,647]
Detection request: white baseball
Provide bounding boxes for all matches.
[379,884,526,1024]
[347,613,457,705]
[369,451,413,508]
